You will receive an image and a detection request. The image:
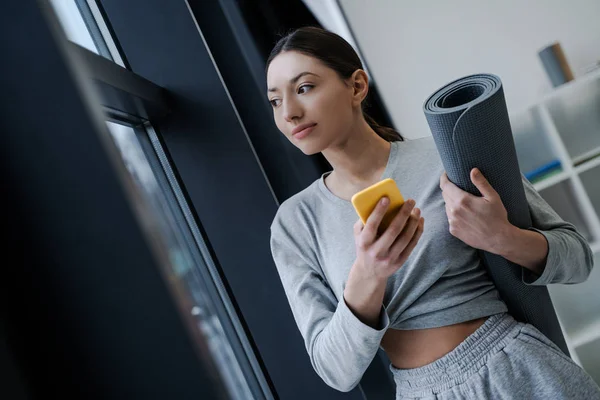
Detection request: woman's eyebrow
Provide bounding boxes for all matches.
[268,72,320,92]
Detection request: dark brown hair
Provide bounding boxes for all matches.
[266,26,403,142]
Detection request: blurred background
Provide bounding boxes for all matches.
[1,1,598,399]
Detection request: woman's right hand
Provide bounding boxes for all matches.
[353,197,425,282]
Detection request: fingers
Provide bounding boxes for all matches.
[353,218,363,237]
[439,171,449,189]
[376,199,415,250]
[441,172,477,214]
[360,196,391,246]
[387,209,422,260]
[445,201,454,223]
[440,172,466,200]
[396,216,425,264]
[470,168,497,199]
[353,197,425,280]
[357,197,423,267]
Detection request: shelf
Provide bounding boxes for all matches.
[574,337,600,386]
[537,179,595,242]
[512,109,562,176]
[579,166,600,220]
[509,68,600,118]
[532,170,570,191]
[574,148,600,174]
[570,319,600,348]
[548,248,600,342]
[540,68,600,104]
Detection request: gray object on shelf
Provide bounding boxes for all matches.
[423,73,570,356]
[539,42,575,87]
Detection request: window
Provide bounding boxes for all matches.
[43,2,272,398]
[49,0,125,66]
[106,121,260,399]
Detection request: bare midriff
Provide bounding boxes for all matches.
[380,317,488,369]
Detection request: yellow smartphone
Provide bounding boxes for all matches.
[351,178,405,233]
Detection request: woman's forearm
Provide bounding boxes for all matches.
[343,261,388,328]
[493,225,548,276]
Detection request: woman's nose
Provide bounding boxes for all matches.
[283,98,302,122]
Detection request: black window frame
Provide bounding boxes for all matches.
[2,0,397,398]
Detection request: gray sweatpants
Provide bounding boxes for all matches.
[390,313,600,399]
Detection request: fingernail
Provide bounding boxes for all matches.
[381,197,389,206]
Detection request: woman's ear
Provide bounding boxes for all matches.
[350,69,369,106]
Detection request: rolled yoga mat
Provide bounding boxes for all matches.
[423,74,570,356]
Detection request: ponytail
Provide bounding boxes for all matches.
[363,113,403,142]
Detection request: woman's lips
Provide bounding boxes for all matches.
[292,123,317,139]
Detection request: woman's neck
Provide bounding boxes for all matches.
[322,119,391,189]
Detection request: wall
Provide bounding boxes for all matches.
[339,0,600,139]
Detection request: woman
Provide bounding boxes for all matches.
[267,27,600,399]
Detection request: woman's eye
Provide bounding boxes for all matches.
[298,84,314,94]
[269,98,281,107]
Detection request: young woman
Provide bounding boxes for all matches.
[267,27,600,399]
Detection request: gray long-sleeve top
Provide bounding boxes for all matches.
[269,136,594,392]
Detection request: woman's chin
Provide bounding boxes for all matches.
[296,142,324,156]
[288,136,321,155]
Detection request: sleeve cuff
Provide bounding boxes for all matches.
[522,228,559,285]
[338,295,390,335]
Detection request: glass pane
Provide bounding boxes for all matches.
[48,0,124,65]
[105,121,259,399]
[49,0,98,54]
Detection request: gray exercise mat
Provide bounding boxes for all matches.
[423,73,569,355]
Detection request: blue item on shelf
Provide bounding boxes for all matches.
[524,159,562,181]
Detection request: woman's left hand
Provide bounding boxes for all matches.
[440,168,513,253]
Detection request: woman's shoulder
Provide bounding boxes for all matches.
[270,179,321,234]
[397,135,438,152]
[393,135,443,168]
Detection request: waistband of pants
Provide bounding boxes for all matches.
[390,312,519,397]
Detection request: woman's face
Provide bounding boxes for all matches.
[267,51,357,155]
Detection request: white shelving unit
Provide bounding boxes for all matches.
[511,68,600,380]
